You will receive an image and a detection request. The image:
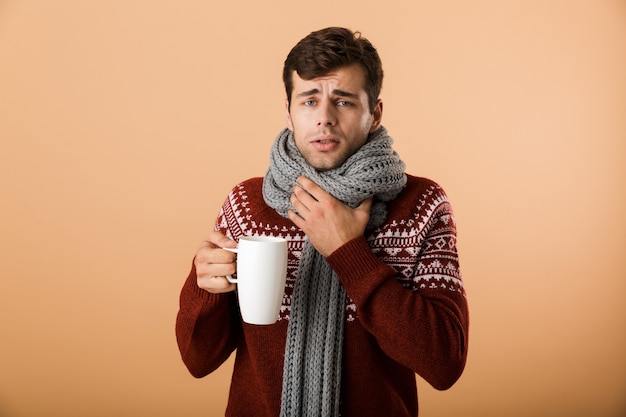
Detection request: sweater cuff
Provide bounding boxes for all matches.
[326,236,389,289]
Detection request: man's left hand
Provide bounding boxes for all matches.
[288,176,373,257]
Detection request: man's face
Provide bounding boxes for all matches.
[286,64,382,171]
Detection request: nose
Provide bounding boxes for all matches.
[317,100,337,127]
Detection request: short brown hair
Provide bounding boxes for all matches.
[283,27,383,113]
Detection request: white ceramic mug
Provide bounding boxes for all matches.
[225,236,288,325]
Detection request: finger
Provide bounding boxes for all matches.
[202,230,236,248]
[196,261,236,279]
[358,196,374,212]
[290,187,314,215]
[195,245,237,266]
[353,197,374,227]
[288,208,305,227]
[196,231,237,261]
[295,176,325,202]
[197,276,236,294]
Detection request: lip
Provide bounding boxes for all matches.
[310,135,339,151]
[311,134,338,142]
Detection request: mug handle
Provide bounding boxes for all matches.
[223,247,238,283]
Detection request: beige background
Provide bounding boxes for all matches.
[1,1,625,416]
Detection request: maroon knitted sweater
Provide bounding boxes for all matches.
[176,174,469,417]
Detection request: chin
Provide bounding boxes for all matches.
[313,160,344,172]
[304,153,346,172]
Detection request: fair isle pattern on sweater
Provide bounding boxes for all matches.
[215,177,464,323]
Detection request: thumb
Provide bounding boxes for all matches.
[207,230,237,249]
[358,197,374,212]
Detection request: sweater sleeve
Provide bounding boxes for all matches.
[327,191,469,390]
[175,184,249,378]
[175,262,241,378]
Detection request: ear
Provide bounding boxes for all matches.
[369,99,383,133]
[285,99,294,131]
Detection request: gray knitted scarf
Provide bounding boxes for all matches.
[262,126,406,417]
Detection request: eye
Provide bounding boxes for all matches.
[304,99,316,106]
[337,100,351,107]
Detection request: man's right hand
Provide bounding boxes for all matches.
[194,230,238,293]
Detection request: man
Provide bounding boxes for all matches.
[176,27,469,417]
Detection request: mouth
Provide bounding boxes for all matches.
[311,135,339,144]
[312,135,338,143]
[311,136,339,151]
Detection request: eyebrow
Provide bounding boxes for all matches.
[295,88,359,99]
